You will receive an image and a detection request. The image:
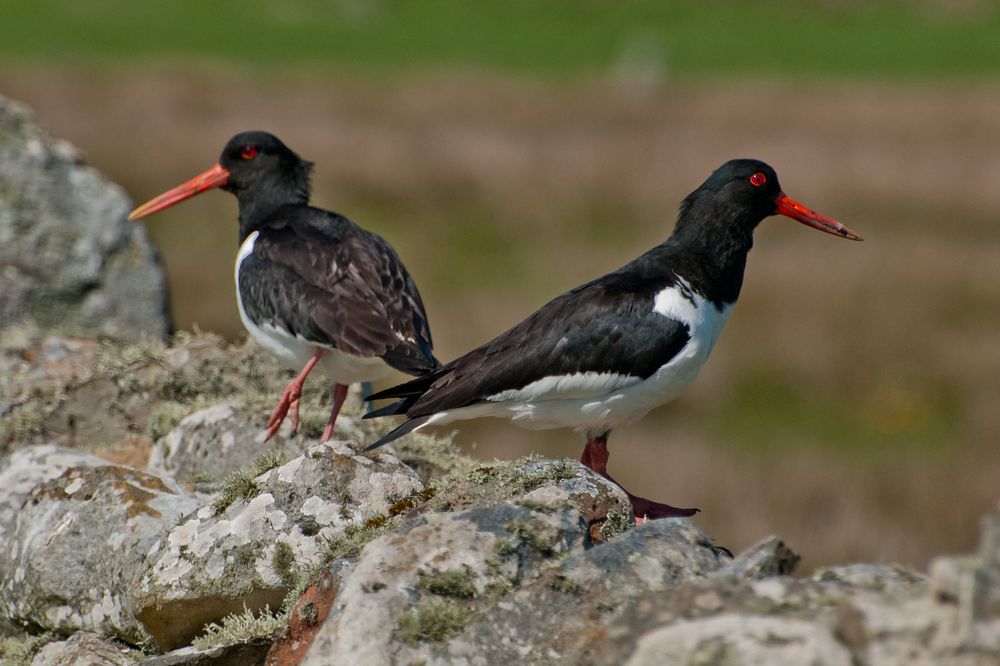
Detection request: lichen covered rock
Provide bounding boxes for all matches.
[28,631,134,666]
[145,394,372,489]
[303,501,595,664]
[0,445,105,548]
[133,441,424,651]
[625,614,853,666]
[2,332,1000,665]
[0,458,200,643]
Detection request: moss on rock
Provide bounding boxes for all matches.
[398,597,472,645]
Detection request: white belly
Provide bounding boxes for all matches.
[235,231,394,385]
[419,280,732,436]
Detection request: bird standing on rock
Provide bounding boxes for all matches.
[129,131,439,442]
[364,159,861,521]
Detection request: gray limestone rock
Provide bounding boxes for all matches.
[29,631,134,666]
[302,503,730,665]
[624,614,853,666]
[0,96,169,341]
[0,445,105,548]
[145,392,372,488]
[302,502,594,665]
[721,535,801,580]
[141,642,269,666]
[2,335,1000,665]
[133,440,424,651]
[0,460,200,644]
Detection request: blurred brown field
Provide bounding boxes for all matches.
[2,64,998,571]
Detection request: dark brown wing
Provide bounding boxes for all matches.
[240,205,438,375]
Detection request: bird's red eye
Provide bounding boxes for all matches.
[750,172,767,187]
[241,145,258,159]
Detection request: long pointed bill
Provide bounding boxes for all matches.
[128,164,230,221]
[776,192,863,241]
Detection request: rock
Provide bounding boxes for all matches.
[133,441,424,651]
[264,568,340,666]
[0,332,385,460]
[978,510,1000,563]
[722,535,800,580]
[424,457,633,542]
[146,402,286,488]
[142,642,270,666]
[29,631,133,666]
[302,500,730,665]
[0,457,201,643]
[146,397,371,488]
[0,95,169,341]
[624,614,853,666]
[302,501,593,665]
[3,335,1000,664]
[0,445,105,547]
[812,562,927,597]
[930,554,1000,619]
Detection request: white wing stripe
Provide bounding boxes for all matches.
[486,372,640,403]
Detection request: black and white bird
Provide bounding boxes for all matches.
[364,159,861,520]
[129,131,439,441]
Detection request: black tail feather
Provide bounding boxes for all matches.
[363,398,413,419]
[365,416,431,451]
[367,371,438,402]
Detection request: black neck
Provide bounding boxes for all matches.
[235,166,312,243]
[655,196,759,307]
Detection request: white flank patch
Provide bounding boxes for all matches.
[486,371,639,402]
[652,276,698,322]
[417,278,732,436]
[234,231,392,385]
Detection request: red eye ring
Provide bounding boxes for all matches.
[750,172,766,187]
[241,145,258,159]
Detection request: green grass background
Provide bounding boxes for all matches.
[3,0,1000,78]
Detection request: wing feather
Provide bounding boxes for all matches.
[240,206,438,375]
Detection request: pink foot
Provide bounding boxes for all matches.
[580,433,699,524]
[629,493,699,524]
[265,381,303,440]
[264,350,324,441]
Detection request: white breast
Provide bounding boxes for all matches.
[234,231,393,385]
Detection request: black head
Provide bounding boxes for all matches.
[128,130,313,226]
[677,158,861,241]
[697,159,782,219]
[217,131,312,202]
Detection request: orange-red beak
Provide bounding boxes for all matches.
[776,193,862,241]
[128,164,230,221]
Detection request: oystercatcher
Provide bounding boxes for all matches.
[364,159,861,520]
[129,131,439,441]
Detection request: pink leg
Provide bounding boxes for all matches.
[320,383,349,442]
[580,438,594,469]
[580,434,699,524]
[265,350,324,440]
